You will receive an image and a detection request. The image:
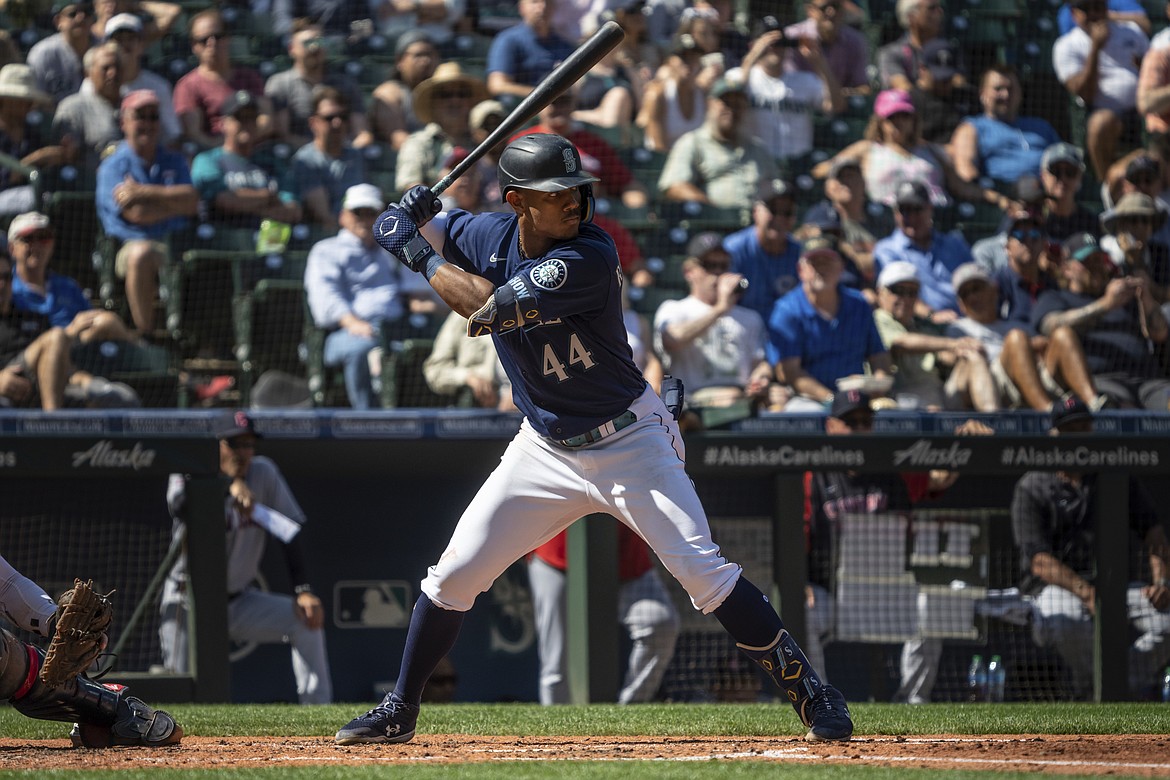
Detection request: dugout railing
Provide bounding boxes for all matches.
[2,409,1168,704]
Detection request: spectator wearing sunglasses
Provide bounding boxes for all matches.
[104,13,180,145]
[873,180,974,323]
[96,90,197,335]
[395,62,487,193]
[290,87,367,231]
[873,261,996,411]
[265,19,372,151]
[172,9,268,151]
[27,2,97,105]
[989,210,1061,324]
[1037,143,1101,243]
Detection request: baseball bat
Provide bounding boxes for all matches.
[430,20,626,198]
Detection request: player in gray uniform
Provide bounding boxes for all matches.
[159,411,333,704]
[335,133,853,744]
[0,552,181,746]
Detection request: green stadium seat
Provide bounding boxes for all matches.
[232,279,307,407]
[380,338,458,408]
[42,191,100,295]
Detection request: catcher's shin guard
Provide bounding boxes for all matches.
[736,629,853,741]
[7,642,182,747]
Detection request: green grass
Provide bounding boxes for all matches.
[2,702,1166,780]
[2,701,1167,739]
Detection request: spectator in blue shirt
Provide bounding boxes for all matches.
[97,90,198,335]
[1057,0,1149,35]
[486,0,575,103]
[9,211,138,345]
[724,178,803,323]
[950,64,1061,184]
[874,179,974,322]
[768,236,892,412]
[305,184,409,409]
[290,86,367,232]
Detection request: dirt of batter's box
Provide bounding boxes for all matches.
[1,734,1168,775]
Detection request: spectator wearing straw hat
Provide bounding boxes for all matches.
[395,62,488,193]
[0,64,60,216]
[1099,191,1170,303]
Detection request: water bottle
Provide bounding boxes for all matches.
[988,655,1006,703]
[967,654,987,703]
[1162,667,1170,702]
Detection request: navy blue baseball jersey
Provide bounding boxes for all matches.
[440,209,646,439]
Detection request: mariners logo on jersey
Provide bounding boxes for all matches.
[530,258,568,290]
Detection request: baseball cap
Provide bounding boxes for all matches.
[759,177,795,202]
[996,207,1040,236]
[8,211,50,243]
[874,89,915,118]
[394,29,434,58]
[920,39,958,81]
[469,99,506,132]
[222,90,259,119]
[1125,154,1161,183]
[802,202,842,233]
[831,389,872,419]
[802,234,841,259]
[105,12,142,37]
[1062,231,1105,262]
[120,89,159,114]
[894,179,930,207]
[214,410,261,440]
[686,231,726,260]
[877,260,920,289]
[342,183,384,212]
[951,262,992,294]
[1041,142,1085,173]
[1050,395,1092,430]
[710,77,748,100]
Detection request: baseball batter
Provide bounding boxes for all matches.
[335,133,852,744]
[0,552,181,746]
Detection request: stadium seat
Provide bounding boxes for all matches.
[42,190,101,295]
[232,279,308,407]
[380,338,458,408]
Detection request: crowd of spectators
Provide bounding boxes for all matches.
[0,0,1169,416]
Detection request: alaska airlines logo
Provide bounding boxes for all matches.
[562,148,576,173]
[530,258,568,290]
[71,440,157,470]
[892,439,971,469]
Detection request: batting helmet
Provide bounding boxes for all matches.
[498,133,599,222]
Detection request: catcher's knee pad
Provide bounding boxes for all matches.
[0,629,36,701]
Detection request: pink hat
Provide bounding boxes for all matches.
[120,89,159,114]
[874,89,915,119]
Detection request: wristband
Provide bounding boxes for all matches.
[423,252,448,281]
[294,583,314,595]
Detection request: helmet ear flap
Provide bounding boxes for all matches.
[579,184,595,224]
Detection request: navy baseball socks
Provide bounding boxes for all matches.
[713,577,853,742]
[335,595,464,745]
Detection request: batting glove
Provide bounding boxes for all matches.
[400,185,442,228]
[374,205,443,277]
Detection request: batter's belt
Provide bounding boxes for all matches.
[556,410,638,448]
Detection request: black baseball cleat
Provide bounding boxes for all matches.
[804,685,853,742]
[334,692,418,745]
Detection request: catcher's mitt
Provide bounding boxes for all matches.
[38,579,114,687]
